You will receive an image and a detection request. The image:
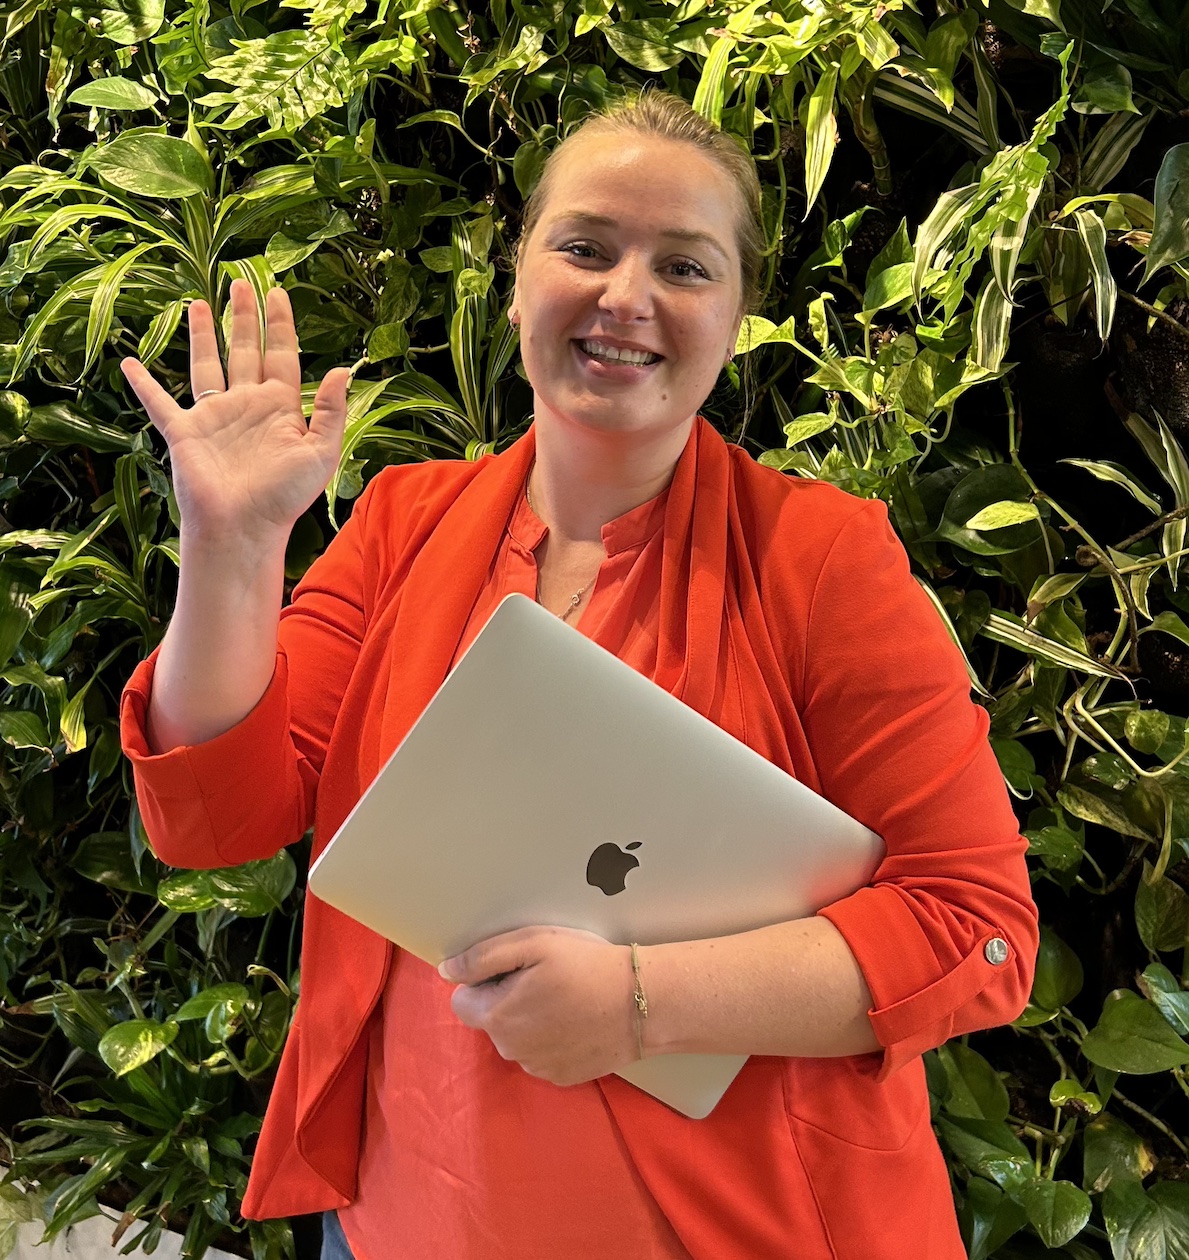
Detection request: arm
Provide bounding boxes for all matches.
[118,281,361,869]
[444,499,1035,1082]
[792,499,1038,1075]
[120,469,384,869]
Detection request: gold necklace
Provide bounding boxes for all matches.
[526,471,598,622]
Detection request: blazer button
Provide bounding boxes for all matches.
[984,937,1009,965]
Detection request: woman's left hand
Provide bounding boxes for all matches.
[439,926,638,1086]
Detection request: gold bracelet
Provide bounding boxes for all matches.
[630,942,648,1060]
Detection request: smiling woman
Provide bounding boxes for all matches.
[119,89,1037,1260]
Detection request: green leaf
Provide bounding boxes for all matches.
[862,262,914,315]
[23,403,135,453]
[419,246,454,273]
[84,131,211,198]
[937,1043,1010,1121]
[1057,783,1151,838]
[1081,990,1189,1074]
[1143,143,1189,284]
[922,11,978,110]
[965,500,1041,530]
[991,737,1042,794]
[71,832,157,894]
[0,569,34,669]
[174,983,250,1022]
[935,1116,1033,1191]
[208,852,296,916]
[1105,1180,1189,1259]
[67,76,158,110]
[1145,611,1189,649]
[1031,926,1084,1011]
[1074,208,1117,342]
[1016,1179,1092,1249]
[1049,1079,1101,1114]
[1025,824,1083,872]
[1083,1114,1150,1193]
[782,413,835,446]
[1060,459,1162,514]
[603,20,684,70]
[513,139,549,199]
[0,710,51,750]
[367,322,409,361]
[1074,62,1139,115]
[156,869,219,913]
[83,241,156,378]
[1126,710,1172,756]
[1136,862,1189,952]
[1138,964,1189,1036]
[97,1018,179,1076]
[936,466,1042,556]
[197,30,356,134]
[70,0,164,44]
[137,297,186,366]
[803,62,839,214]
[960,1175,1028,1260]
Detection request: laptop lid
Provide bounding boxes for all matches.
[308,592,883,1117]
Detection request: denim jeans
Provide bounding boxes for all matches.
[320,1210,355,1260]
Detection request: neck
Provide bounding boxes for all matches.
[528,413,696,545]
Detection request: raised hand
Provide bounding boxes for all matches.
[121,279,351,542]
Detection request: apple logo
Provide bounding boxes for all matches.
[586,841,643,896]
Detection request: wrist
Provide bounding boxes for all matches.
[628,942,649,1061]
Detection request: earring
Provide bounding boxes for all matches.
[509,312,520,328]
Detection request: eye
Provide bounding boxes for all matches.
[559,242,601,260]
[669,259,709,281]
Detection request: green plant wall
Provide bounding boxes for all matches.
[2,0,1189,1256]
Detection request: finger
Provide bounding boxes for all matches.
[121,357,183,442]
[440,929,535,985]
[307,367,351,455]
[262,287,301,395]
[187,298,225,402]
[226,278,263,388]
[449,979,508,1030]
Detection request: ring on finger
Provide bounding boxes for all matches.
[194,389,222,401]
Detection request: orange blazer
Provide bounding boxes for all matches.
[121,418,1038,1259]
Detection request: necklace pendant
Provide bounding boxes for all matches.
[569,592,581,609]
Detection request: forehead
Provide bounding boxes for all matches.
[536,132,743,249]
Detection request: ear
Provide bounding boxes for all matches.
[727,306,745,363]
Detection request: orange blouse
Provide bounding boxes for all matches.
[121,417,1038,1259]
[339,476,693,1258]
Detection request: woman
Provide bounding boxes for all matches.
[120,91,1038,1259]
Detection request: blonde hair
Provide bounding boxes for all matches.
[515,88,765,314]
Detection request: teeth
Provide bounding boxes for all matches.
[580,340,660,366]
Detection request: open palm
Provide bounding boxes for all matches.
[121,279,350,540]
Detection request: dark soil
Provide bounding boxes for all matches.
[1112,297,1189,439]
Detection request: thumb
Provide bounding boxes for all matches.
[121,357,182,442]
[440,929,533,985]
[308,366,350,452]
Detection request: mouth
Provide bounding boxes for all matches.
[573,340,664,372]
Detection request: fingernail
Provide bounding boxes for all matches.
[438,958,459,981]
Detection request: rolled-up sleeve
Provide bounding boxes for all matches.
[804,501,1039,1079]
[121,646,305,868]
[119,469,391,871]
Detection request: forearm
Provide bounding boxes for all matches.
[636,915,881,1059]
[146,525,289,753]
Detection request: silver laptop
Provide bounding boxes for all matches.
[308,592,883,1118]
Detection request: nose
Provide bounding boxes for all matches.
[597,251,656,322]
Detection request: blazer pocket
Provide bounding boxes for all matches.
[782,1052,928,1151]
[789,1107,968,1260]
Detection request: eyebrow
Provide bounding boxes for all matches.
[545,211,731,264]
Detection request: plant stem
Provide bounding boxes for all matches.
[1112,1086,1189,1154]
[1119,290,1189,343]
